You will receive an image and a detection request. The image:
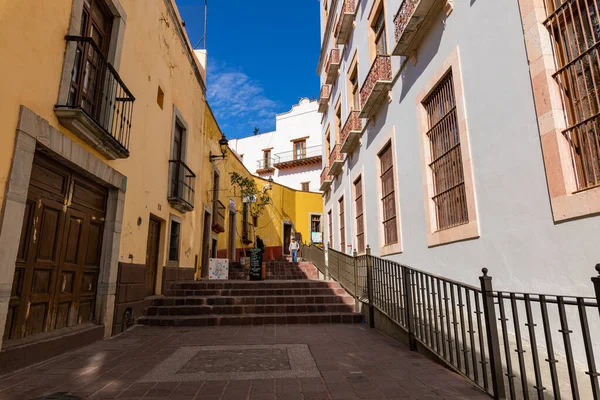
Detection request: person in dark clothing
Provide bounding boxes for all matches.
[255,235,265,269]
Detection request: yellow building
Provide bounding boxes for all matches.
[201,104,323,276]
[0,0,322,371]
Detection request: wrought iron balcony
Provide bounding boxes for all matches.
[212,200,226,233]
[335,0,357,45]
[167,160,196,213]
[392,0,437,56]
[242,221,255,244]
[359,55,392,119]
[325,48,341,85]
[55,36,135,160]
[256,158,276,175]
[318,85,331,113]
[320,168,333,191]
[340,111,363,154]
[273,145,322,169]
[328,144,345,176]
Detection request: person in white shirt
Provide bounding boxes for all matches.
[289,237,300,262]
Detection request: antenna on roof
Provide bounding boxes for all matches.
[193,0,208,49]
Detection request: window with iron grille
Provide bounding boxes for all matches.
[311,214,321,233]
[546,0,600,190]
[354,176,365,253]
[339,196,345,251]
[378,143,398,245]
[301,182,310,192]
[423,71,468,230]
[328,210,333,246]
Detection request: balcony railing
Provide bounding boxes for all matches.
[340,111,363,154]
[318,85,331,113]
[335,0,357,45]
[328,144,345,176]
[320,168,333,192]
[168,160,196,213]
[273,145,322,169]
[325,48,341,85]
[359,55,393,119]
[256,158,276,174]
[242,221,255,244]
[212,200,226,233]
[55,36,135,160]
[392,0,437,56]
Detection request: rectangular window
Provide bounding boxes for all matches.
[372,7,387,55]
[354,176,365,253]
[379,143,398,245]
[294,140,307,160]
[423,71,468,230]
[335,105,342,143]
[301,182,310,192]
[328,210,333,246]
[311,214,321,233]
[350,67,360,111]
[168,220,180,261]
[263,150,271,168]
[545,0,600,190]
[339,197,345,251]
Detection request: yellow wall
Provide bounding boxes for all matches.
[0,0,207,291]
[202,105,323,270]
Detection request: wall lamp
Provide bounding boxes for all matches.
[210,136,229,161]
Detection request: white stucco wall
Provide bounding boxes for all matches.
[228,98,323,192]
[319,0,600,298]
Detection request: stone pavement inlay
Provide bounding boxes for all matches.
[0,325,490,399]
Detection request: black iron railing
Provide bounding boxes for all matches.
[58,36,135,153]
[257,158,275,171]
[300,243,600,400]
[168,160,195,210]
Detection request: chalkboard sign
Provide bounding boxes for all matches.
[249,248,262,281]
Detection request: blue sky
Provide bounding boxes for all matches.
[175,0,321,139]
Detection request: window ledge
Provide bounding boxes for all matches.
[551,186,600,222]
[427,220,479,248]
[380,243,402,257]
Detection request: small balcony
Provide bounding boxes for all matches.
[55,36,135,160]
[168,160,196,213]
[320,168,333,192]
[273,145,322,169]
[339,111,363,154]
[327,144,345,176]
[325,48,341,85]
[335,0,357,45]
[359,55,393,119]
[392,0,437,56]
[242,221,255,245]
[256,159,276,175]
[212,200,226,233]
[318,85,331,113]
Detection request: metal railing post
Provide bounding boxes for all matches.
[353,249,358,297]
[594,264,600,318]
[366,246,375,328]
[479,268,506,400]
[401,265,417,351]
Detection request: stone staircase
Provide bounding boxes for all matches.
[137,259,363,326]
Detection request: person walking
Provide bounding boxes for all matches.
[289,237,300,263]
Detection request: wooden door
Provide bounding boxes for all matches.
[4,153,106,341]
[283,224,292,255]
[145,217,161,296]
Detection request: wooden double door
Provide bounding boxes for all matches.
[4,153,107,341]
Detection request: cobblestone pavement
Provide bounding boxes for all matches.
[0,325,490,399]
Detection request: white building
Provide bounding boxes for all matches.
[317,0,600,294]
[228,98,323,192]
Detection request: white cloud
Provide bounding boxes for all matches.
[207,60,278,138]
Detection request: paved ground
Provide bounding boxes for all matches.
[0,325,490,400]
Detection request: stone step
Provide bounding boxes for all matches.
[164,287,349,297]
[265,275,318,280]
[145,303,356,316]
[168,280,340,290]
[137,312,364,326]
[150,295,355,306]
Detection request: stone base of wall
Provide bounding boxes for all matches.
[0,323,104,375]
[113,262,150,336]
[161,266,195,293]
